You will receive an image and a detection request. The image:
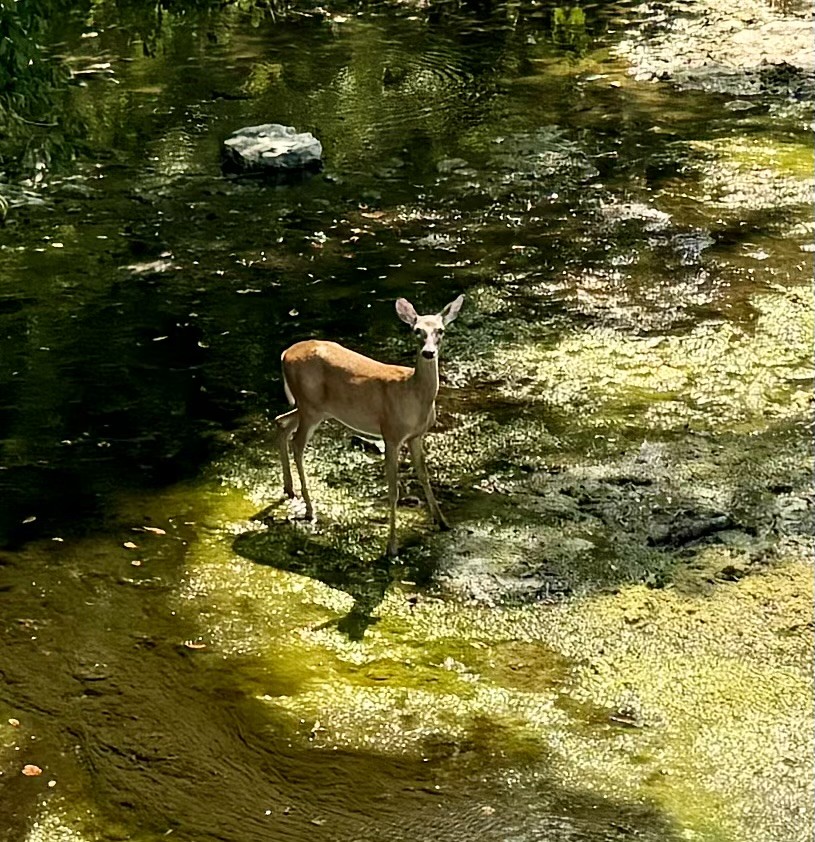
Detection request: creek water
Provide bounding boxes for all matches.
[1,1,812,840]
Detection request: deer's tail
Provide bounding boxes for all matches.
[281,353,296,406]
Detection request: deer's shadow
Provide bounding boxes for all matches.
[232,508,434,640]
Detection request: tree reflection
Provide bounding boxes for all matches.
[0,0,85,179]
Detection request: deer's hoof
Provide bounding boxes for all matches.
[437,517,451,532]
[286,496,312,521]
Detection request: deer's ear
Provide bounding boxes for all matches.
[396,298,419,326]
[440,294,464,325]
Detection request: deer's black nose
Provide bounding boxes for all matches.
[422,350,436,359]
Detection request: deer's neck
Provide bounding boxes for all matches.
[411,353,440,404]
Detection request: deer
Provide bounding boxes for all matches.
[274,295,464,557]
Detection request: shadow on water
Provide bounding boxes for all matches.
[232,500,445,639]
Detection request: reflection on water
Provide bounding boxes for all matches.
[1,0,812,839]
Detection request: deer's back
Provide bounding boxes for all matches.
[282,339,412,407]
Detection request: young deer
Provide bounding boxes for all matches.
[275,295,464,557]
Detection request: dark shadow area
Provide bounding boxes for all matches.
[220,161,324,182]
[232,513,435,639]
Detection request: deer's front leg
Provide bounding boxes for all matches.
[384,440,401,557]
[408,436,449,531]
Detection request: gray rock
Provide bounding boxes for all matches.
[222,124,322,174]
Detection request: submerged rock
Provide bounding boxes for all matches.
[222,124,323,175]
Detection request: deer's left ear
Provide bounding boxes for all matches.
[396,298,419,326]
[440,294,464,325]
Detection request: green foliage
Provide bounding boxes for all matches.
[0,0,228,180]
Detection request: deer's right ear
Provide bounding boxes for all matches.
[396,298,418,326]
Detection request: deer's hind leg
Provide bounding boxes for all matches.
[290,411,323,520]
[274,408,299,498]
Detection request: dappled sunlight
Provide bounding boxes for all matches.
[154,471,812,842]
[459,285,813,433]
[2,0,812,839]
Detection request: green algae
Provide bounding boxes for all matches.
[172,478,813,840]
[655,136,815,232]
[147,426,810,829]
[3,475,810,842]
[704,137,815,180]
[466,286,812,435]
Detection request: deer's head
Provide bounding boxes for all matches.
[396,295,464,360]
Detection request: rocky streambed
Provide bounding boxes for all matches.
[614,0,814,101]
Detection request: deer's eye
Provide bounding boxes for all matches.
[414,328,422,336]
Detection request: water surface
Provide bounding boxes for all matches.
[1,1,812,840]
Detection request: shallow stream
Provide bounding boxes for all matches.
[1,1,813,840]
